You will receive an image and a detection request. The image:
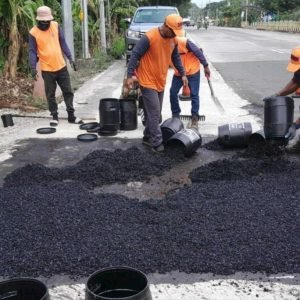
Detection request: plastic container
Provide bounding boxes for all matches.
[0,278,50,300]
[1,114,14,127]
[218,122,252,147]
[119,99,137,130]
[85,266,152,300]
[166,128,202,157]
[99,98,120,132]
[160,117,184,143]
[264,96,294,139]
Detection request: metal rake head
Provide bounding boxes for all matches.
[179,115,205,121]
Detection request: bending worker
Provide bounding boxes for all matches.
[126,14,188,153]
[274,45,300,151]
[170,35,210,129]
[29,6,82,126]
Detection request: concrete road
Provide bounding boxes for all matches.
[186,26,300,117]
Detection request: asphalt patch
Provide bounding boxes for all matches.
[0,146,299,278]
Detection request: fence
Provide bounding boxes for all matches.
[243,20,300,33]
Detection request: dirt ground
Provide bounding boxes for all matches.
[0,75,35,110]
[0,57,113,112]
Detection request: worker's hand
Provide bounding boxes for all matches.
[31,69,38,81]
[126,77,135,90]
[204,66,210,78]
[285,123,297,140]
[70,61,78,71]
[182,75,188,87]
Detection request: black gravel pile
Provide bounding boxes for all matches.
[4,147,186,188]
[0,151,299,278]
[189,157,296,183]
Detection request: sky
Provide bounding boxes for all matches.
[191,0,223,8]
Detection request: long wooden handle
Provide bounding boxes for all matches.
[207,79,225,113]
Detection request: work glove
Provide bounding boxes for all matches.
[285,123,297,140]
[182,75,188,87]
[70,60,78,71]
[31,69,38,81]
[204,66,210,78]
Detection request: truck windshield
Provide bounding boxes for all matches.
[133,8,178,23]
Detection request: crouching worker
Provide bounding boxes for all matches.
[29,6,82,126]
[273,46,300,152]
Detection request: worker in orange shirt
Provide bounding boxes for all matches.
[126,14,188,153]
[29,6,82,126]
[170,35,210,129]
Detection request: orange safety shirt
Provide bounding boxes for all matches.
[136,28,177,92]
[174,37,201,76]
[30,22,66,72]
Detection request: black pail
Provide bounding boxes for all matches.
[0,278,50,300]
[119,99,137,130]
[99,98,120,132]
[264,96,294,139]
[160,117,184,143]
[218,122,252,147]
[1,114,14,128]
[167,128,202,157]
[85,267,152,300]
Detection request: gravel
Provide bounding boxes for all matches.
[0,147,299,278]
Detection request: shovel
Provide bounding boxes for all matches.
[206,76,225,113]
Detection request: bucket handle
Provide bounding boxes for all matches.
[0,291,18,300]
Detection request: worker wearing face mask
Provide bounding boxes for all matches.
[29,6,82,126]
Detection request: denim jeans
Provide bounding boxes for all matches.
[169,71,200,117]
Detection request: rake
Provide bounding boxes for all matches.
[180,115,206,121]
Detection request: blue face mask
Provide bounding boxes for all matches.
[37,21,51,31]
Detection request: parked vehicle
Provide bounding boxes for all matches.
[125,6,179,64]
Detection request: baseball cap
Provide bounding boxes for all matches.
[36,6,53,21]
[165,14,184,37]
[287,46,300,72]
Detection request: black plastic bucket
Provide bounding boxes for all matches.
[85,267,152,300]
[0,278,50,300]
[264,96,294,139]
[1,114,14,128]
[160,117,184,143]
[218,122,252,147]
[167,128,202,157]
[99,98,120,132]
[119,99,137,130]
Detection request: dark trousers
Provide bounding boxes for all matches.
[170,71,200,117]
[42,66,75,117]
[141,86,164,147]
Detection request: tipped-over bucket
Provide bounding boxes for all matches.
[166,128,202,157]
[218,122,252,147]
[85,266,152,300]
[0,278,50,300]
[160,117,184,143]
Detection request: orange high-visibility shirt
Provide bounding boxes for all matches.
[30,22,66,72]
[137,28,177,92]
[174,37,201,76]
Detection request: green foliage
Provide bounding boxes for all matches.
[109,34,125,59]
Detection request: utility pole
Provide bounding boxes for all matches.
[61,0,74,59]
[81,0,90,58]
[245,0,248,24]
[99,0,107,53]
